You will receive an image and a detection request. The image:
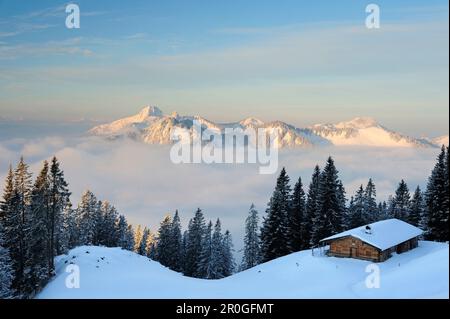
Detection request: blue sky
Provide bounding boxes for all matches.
[0,0,448,136]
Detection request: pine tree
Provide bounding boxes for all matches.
[116,215,130,249]
[77,190,99,246]
[156,215,173,267]
[0,223,14,299]
[0,166,20,296]
[305,165,321,247]
[97,201,119,247]
[5,157,33,298]
[27,161,51,295]
[311,157,345,244]
[349,185,365,228]
[425,146,449,241]
[364,179,377,223]
[133,225,143,253]
[198,221,213,278]
[184,208,206,277]
[409,186,425,227]
[392,180,410,222]
[240,204,260,271]
[260,168,291,262]
[210,219,225,279]
[48,157,71,261]
[58,202,75,253]
[222,230,235,277]
[377,201,389,221]
[288,177,307,252]
[124,224,135,251]
[169,210,183,272]
[138,228,150,256]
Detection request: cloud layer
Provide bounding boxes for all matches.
[0,136,440,253]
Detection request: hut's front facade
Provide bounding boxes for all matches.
[320,219,422,262]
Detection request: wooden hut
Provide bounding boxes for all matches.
[320,219,423,262]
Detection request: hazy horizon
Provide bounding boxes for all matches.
[1,0,449,137]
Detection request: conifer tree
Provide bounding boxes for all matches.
[260,168,291,262]
[156,215,173,267]
[425,146,449,241]
[311,157,345,244]
[184,208,206,277]
[392,180,410,222]
[48,157,71,260]
[0,223,13,299]
[305,165,321,247]
[27,161,51,294]
[210,219,225,278]
[289,177,307,252]
[240,204,260,271]
[348,185,365,228]
[169,210,183,272]
[222,230,235,277]
[198,221,213,278]
[77,190,99,246]
[409,186,425,227]
[364,178,377,222]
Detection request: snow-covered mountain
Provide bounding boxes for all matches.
[37,241,448,298]
[89,106,440,148]
[433,135,449,147]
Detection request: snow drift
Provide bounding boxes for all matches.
[38,241,448,299]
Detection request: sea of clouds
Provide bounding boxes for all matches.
[0,133,441,255]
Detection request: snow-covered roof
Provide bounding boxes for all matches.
[320,219,423,251]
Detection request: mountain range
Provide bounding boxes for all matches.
[89,106,448,149]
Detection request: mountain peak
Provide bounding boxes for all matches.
[137,106,163,119]
[335,117,379,129]
[240,117,265,127]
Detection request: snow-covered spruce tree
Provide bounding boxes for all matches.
[392,180,410,222]
[156,215,173,267]
[0,223,14,299]
[222,230,235,277]
[0,166,20,297]
[425,146,449,241]
[137,227,150,256]
[210,219,225,278]
[310,157,345,245]
[97,201,119,247]
[197,220,213,279]
[26,161,51,296]
[180,230,188,271]
[169,210,183,272]
[306,165,321,247]
[364,178,377,223]
[288,177,307,252]
[377,201,389,221]
[386,195,395,219]
[58,201,75,253]
[76,190,99,246]
[11,157,33,298]
[348,185,365,228]
[116,215,130,249]
[125,224,135,251]
[184,208,206,277]
[260,168,291,263]
[409,186,425,227]
[337,181,347,229]
[48,157,71,260]
[133,224,143,253]
[240,204,260,271]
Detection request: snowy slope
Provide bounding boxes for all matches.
[37,241,448,299]
[310,117,436,148]
[89,108,439,149]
